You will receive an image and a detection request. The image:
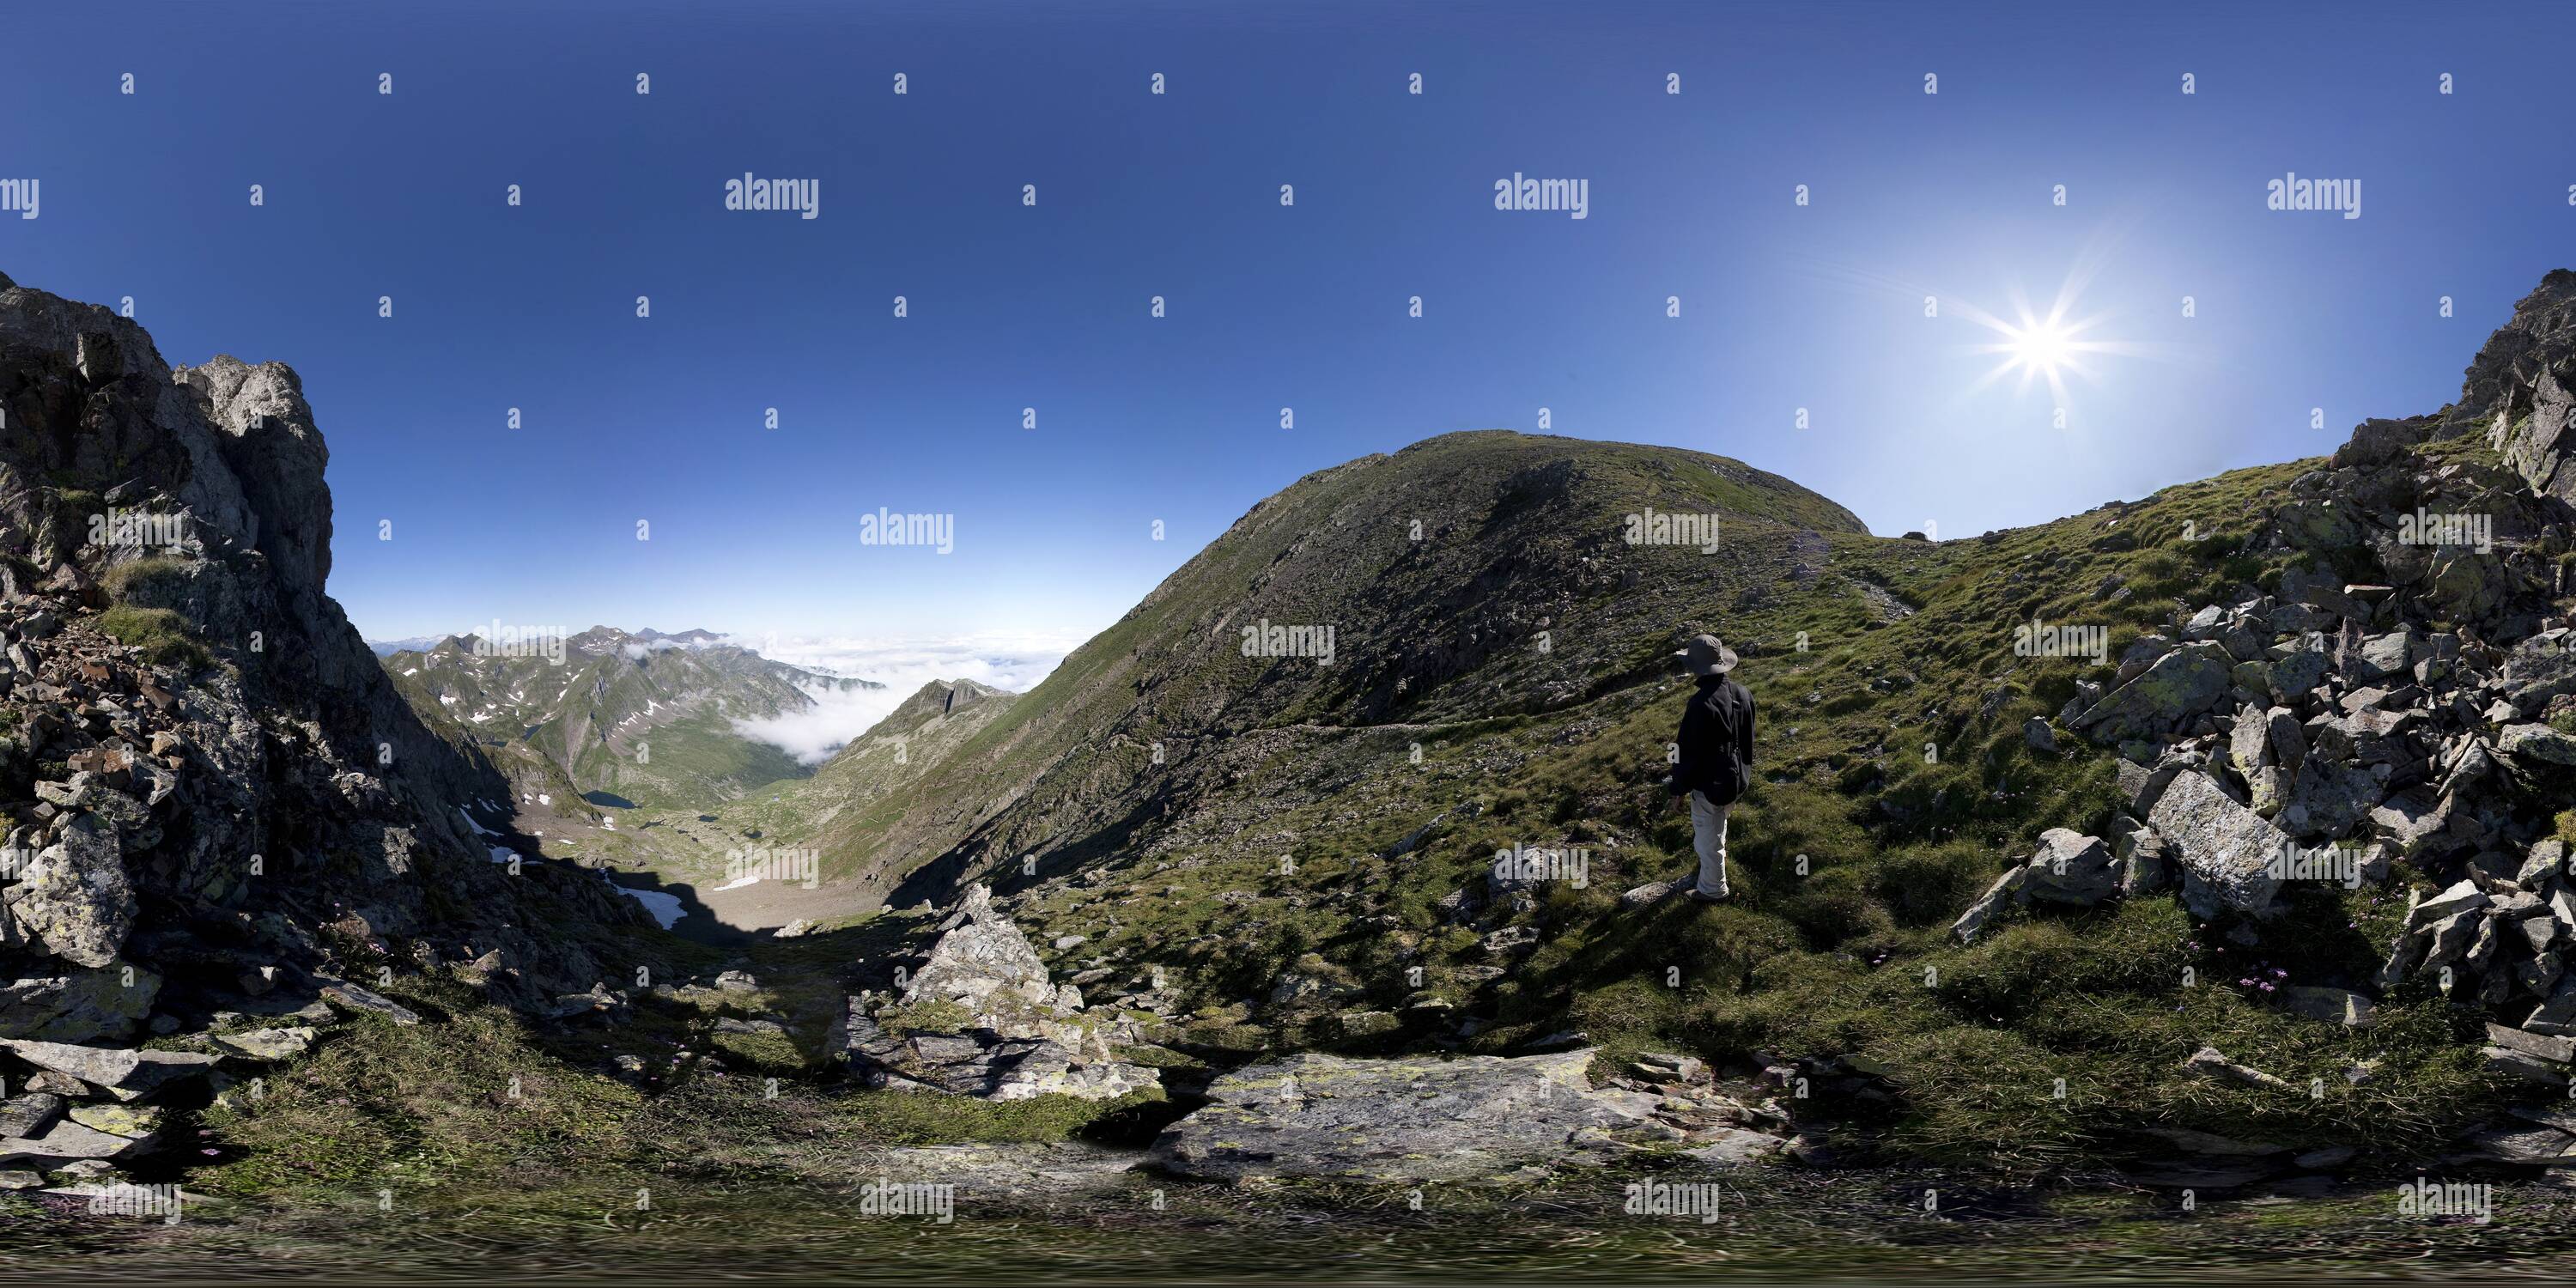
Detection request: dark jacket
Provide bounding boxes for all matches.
[1672,676,1755,805]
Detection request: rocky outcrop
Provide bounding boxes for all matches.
[835,885,1159,1101]
[1980,276,2576,1143]
[0,275,657,1187]
[1150,1048,1797,1183]
[904,884,1068,1016]
[2467,270,2576,511]
[838,1004,1157,1102]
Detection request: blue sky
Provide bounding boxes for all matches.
[3,0,2568,646]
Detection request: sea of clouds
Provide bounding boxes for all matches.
[720,631,1080,764]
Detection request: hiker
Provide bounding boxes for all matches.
[1668,633,1754,903]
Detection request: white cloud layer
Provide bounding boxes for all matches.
[721,631,1079,765]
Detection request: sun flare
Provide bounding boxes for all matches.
[1957,266,2147,409]
[2004,318,2073,375]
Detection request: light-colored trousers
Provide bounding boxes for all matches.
[1688,790,1730,896]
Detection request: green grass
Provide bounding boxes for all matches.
[101,554,192,603]
[95,604,211,671]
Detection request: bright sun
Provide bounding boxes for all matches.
[1963,288,2132,408]
[1953,258,2151,410]
[2006,319,2072,374]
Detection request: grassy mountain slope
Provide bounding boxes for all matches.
[959,443,2493,1171]
[775,431,1871,896]
[731,679,1014,843]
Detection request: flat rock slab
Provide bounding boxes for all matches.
[212,1026,316,1060]
[838,1001,1158,1103]
[318,981,419,1026]
[1684,1127,1789,1168]
[1151,1048,1702,1183]
[0,1039,219,1101]
[0,966,160,1045]
[0,1115,143,1164]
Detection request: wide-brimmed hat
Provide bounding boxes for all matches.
[1675,634,1738,676]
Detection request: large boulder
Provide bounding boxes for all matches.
[0,965,159,1043]
[5,819,132,968]
[2022,829,2119,904]
[2333,416,2433,469]
[2500,723,2576,768]
[2146,771,2288,918]
[2500,632,2576,717]
[2277,757,2385,839]
[2071,643,2233,742]
[0,1093,61,1138]
[2263,644,2331,704]
[1949,830,2120,940]
[1950,866,2030,942]
[0,1115,147,1167]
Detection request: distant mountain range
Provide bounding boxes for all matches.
[379,626,883,814]
[369,627,728,658]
